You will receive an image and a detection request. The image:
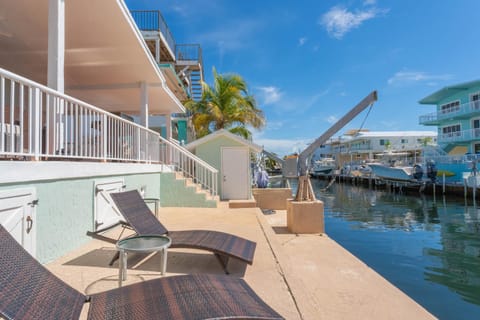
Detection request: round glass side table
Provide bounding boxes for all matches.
[116,234,171,287]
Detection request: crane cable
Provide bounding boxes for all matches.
[355,102,374,135]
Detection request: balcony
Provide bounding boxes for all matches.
[0,67,218,196]
[130,10,176,60]
[439,128,480,144]
[419,100,480,125]
[130,11,204,102]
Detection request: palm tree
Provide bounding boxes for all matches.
[185,68,265,139]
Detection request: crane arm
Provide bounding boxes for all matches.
[297,90,378,176]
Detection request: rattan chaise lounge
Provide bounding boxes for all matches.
[101,190,257,274]
[0,225,282,320]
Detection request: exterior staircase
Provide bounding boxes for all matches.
[189,69,203,101]
[160,172,218,208]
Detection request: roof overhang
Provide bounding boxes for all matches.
[0,0,184,115]
[186,129,263,153]
[419,79,480,105]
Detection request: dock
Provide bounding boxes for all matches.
[312,173,480,201]
[46,202,436,319]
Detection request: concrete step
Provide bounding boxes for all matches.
[228,199,257,209]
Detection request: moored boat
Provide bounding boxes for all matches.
[311,157,336,176]
[368,163,417,182]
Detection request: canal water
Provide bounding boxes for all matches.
[309,178,480,320]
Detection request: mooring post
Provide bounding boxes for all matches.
[442,173,446,194]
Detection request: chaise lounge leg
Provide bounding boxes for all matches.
[214,253,230,274]
[109,251,120,266]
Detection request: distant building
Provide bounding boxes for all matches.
[313,130,437,167]
[419,80,480,155]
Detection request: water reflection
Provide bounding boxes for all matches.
[425,205,480,306]
[322,182,441,232]
[310,179,480,318]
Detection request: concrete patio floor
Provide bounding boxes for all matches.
[46,202,436,319]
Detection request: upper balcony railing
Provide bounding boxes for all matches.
[176,44,203,65]
[419,100,480,125]
[439,128,480,143]
[131,10,176,55]
[0,67,217,196]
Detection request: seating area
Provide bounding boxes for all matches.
[92,189,256,274]
[0,225,282,320]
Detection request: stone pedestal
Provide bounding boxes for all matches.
[287,200,324,234]
[252,188,293,210]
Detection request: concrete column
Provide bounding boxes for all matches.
[47,0,65,155]
[140,82,149,128]
[165,114,172,140]
[47,0,65,92]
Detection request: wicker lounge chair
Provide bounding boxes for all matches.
[0,225,282,320]
[101,190,257,273]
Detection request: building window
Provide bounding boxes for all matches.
[440,101,460,114]
[473,119,480,129]
[473,119,480,138]
[442,124,461,137]
[401,139,408,144]
[471,93,480,110]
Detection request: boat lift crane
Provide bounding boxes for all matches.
[293,91,378,201]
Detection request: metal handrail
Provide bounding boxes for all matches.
[175,44,203,64]
[439,128,480,143]
[158,136,218,197]
[0,67,218,197]
[130,10,176,55]
[419,100,480,124]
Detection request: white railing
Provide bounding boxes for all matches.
[160,138,218,197]
[419,100,480,124]
[0,67,218,196]
[439,128,480,143]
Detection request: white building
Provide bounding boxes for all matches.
[317,130,437,167]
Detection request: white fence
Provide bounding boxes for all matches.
[0,67,217,196]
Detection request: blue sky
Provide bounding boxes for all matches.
[126,0,480,157]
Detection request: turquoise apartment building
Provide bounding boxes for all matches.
[419,80,480,155]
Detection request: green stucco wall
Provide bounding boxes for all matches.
[0,172,161,264]
[436,85,480,107]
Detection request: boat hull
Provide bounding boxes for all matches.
[368,163,415,182]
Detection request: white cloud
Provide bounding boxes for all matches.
[298,37,307,46]
[387,71,453,86]
[327,115,338,124]
[319,5,387,39]
[257,86,283,105]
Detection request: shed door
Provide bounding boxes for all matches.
[0,188,37,257]
[221,147,249,200]
[94,179,125,231]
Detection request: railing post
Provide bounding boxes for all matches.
[32,87,42,161]
[136,126,141,161]
[102,113,107,161]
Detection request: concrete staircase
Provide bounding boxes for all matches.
[160,172,218,208]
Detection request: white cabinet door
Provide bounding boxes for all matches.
[221,147,249,200]
[0,188,37,256]
[94,180,125,231]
